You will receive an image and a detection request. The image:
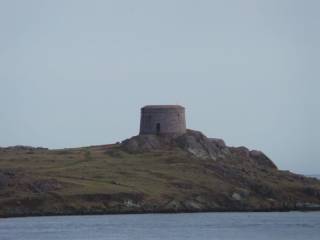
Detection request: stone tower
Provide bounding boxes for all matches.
[139,105,186,135]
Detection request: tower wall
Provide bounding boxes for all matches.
[139,105,186,135]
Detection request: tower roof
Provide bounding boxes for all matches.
[142,105,184,110]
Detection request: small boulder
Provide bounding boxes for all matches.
[232,192,242,201]
[250,150,277,169]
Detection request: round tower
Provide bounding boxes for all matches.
[139,105,186,135]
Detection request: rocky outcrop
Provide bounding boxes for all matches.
[175,130,222,160]
[249,150,277,169]
[122,129,228,160]
[121,134,175,152]
[122,129,277,170]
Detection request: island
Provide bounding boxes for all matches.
[0,105,319,218]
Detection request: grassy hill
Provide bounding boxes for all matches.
[1,130,320,218]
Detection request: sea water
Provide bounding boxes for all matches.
[0,212,319,240]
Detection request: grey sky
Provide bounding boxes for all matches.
[0,0,319,174]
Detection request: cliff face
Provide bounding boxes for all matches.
[0,130,320,218]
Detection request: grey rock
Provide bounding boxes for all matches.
[209,138,226,148]
[121,134,178,153]
[121,129,277,166]
[183,200,203,210]
[124,200,140,208]
[165,200,182,211]
[176,130,220,160]
[232,193,242,201]
[230,146,250,158]
[250,150,277,169]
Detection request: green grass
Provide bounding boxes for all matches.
[1,144,320,217]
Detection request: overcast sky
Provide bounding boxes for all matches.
[0,0,319,174]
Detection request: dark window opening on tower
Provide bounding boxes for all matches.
[156,123,161,135]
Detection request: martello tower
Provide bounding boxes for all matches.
[139,105,186,135]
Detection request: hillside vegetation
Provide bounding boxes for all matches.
[0,130,320,217]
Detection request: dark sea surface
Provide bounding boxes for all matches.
[0,212,319,240]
